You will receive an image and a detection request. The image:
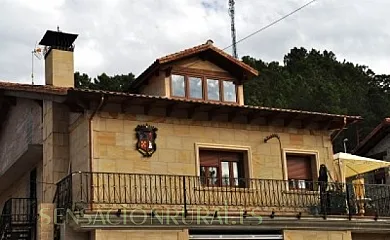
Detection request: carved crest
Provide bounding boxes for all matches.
[135,124,158,157]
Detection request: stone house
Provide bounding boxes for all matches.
[0,29,389,240]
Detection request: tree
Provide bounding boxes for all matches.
[243,48,390,153]
[74,72,135,92]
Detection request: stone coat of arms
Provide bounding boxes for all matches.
[135,124,158,157]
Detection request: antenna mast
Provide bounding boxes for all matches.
[229,0,238,59]
[31,44,42,85]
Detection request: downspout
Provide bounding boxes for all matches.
[88,95,105,210]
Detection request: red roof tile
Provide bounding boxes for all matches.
[71,88,362,120]
[0,81,362,123]
[157,42,258,76]
[0,81,68,95]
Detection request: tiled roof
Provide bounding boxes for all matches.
[156,41,258,76]
[0,81,362,121]
[71,88,362,120]
[0,81,68,95]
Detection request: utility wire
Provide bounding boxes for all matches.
[183,0,319,70]
[223,0,319,51]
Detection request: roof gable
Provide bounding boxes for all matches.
[132,41,258,89]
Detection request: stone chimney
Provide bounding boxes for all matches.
[39,30,78,88]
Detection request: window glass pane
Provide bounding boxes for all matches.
[221,162,230,186]
[171,75,185,97]
[232,162,239,186]
[200,166,206,185]
[207,79,220,101]
[208,167,218,185]
[223,81,236,102]
[189,77,203,99]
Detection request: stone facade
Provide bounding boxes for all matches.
[92,112,337,180]
[92,229,189,240]
[69,112,90,172]
[284,230,352,240]
[45,49,74,88]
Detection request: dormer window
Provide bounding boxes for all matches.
[170,74,237,103]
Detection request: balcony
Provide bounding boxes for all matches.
[55,172,390,221]
[0,198,37,240]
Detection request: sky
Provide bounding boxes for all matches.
[0,0,389,85]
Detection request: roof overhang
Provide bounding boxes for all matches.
[353,118,390,155]
[67,88,361,131]
[0,82,362,131]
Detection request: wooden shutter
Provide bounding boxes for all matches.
[287,155,313,180]
[199,150,219,166]
[218,151,242,162]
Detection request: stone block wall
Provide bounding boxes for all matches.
[284,230,352,240]
[92,229,189,240]
[92,112,337,181]
[69,112,90,172]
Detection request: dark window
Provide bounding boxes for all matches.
[29,168,37,199]
[374,168,386,184]
[199,150,244,187]
[287,154,315,190]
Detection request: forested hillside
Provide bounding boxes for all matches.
[74,47,390,153]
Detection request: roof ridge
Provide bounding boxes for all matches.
[157,42,211,63]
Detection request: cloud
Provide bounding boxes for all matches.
[0,0,389,84]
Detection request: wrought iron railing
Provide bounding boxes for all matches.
[0,198,37,239]
[56,172,390,218]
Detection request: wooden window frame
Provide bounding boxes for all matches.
[199,150,244,187]
[195,143,253,188]
[221,80,238,103]
[282,149,320,191]
[187,75,204,100]
[170,71,238,104]
[205,78,222,102]
[170,74,187,99]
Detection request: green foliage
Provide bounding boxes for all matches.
[243,48,390,152]
[74,72,135,92]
